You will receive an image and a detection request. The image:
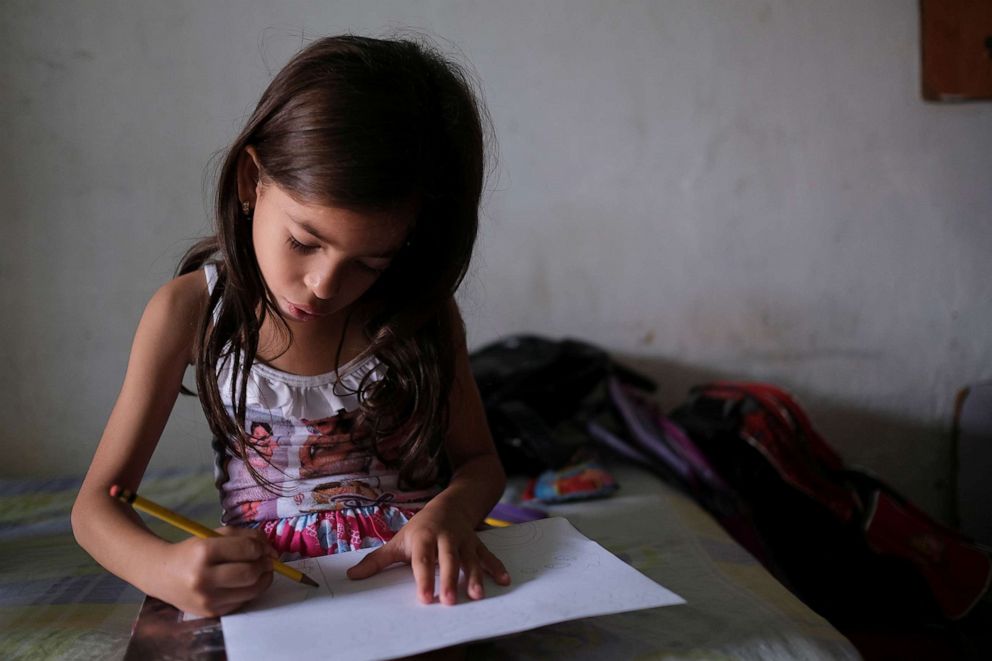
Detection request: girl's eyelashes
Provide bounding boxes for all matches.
[357,261,388,274]
[287,235,319,254]
[287,234,390,274]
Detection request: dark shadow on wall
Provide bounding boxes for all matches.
[610,351,954,524]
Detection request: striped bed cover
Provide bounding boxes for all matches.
[0,464,858,660]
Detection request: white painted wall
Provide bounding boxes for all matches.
[2,1,989,521]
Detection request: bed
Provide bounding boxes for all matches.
[0,461,859,660]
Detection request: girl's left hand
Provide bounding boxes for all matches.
[346,505,511,605]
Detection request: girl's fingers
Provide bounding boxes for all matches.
[437,538,460,605]
[203,535,270,564]
[203,569,275,616]
[346,531,509,606]
[248,529,279,558]
[214,525,245,535]
[478,543,511,585]
[209,557,274,589]
[347,545,401,580]
[410,540,438,604]
[214,526,279,559]
[464,555,485,600]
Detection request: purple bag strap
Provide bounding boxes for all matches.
[606,377,695,483]
[586,419,655,467]
[656,414,732,493]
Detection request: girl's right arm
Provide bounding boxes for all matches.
[71,271,275,617]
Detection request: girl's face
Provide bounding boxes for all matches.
[250,181,414,325]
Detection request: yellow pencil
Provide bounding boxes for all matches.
[110,484,318,588]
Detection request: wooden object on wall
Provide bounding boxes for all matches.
[921,0,992,101]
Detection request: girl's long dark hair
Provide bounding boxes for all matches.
[177,35,487,490]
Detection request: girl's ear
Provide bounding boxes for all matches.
[236,146,263,208]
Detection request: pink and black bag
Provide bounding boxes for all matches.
[666,382,991,626]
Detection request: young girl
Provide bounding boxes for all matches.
[71,34,510,618]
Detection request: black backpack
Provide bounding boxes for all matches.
[469,334,653,474]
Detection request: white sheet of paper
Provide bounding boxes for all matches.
[222,516,685,661]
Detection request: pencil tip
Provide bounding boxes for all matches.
[301,575,319,588]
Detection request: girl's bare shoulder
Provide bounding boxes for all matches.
[141,269,210,365]
[150,269,208,316]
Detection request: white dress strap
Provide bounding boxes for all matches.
[203,262,221,324]
[204,262,219,294]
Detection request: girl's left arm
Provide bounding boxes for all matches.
[347,302,511,604]
[427,301,508,531]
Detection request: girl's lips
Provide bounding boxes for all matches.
[285,300,326,321]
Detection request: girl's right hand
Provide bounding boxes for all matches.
[155,526,277,617]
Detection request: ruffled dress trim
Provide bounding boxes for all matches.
[250,506,418,559]
[216,349,383,422]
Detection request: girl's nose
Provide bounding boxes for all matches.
[304,264,339,300]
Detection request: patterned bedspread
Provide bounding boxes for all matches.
[0,463,859,660]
